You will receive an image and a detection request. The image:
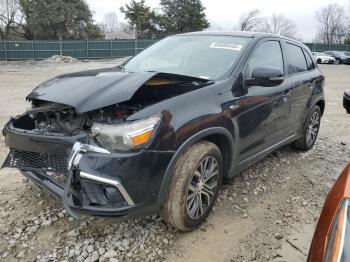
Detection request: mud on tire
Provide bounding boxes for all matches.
[160,141,223,231]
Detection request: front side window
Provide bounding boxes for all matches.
[245,40,284,78]
[285,43,308,75]
[124,35,251,80]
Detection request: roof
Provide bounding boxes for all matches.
[178,31,261,37]
[177,30,296,41]
[176,31,308,50]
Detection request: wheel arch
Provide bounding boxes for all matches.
[201,134,233,176]
[156,127,235,207]
[316,99,325,116]
[302,98,325,130]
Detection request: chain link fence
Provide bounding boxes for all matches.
[0,40,349,61]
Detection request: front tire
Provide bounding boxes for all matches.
[292,105,321,151]
[335,58,340,65]
[160,141,223,231]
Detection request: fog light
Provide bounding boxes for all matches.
[104,187,123,203]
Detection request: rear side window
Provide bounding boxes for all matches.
[285,43,308,75]
[245,40,284,78]
[304,50,315,70]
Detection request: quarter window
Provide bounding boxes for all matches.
[304,50,315,70]
[245,40,284,78]
[285,43,308,75]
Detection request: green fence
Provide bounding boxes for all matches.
[0,40,349,61]
[304,43,350,52]
[0,39,159,60]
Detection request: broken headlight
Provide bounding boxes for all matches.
[91,115,161,150]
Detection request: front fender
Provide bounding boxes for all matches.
[156,126,236,207]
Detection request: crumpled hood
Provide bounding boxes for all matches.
[27,68,158,113]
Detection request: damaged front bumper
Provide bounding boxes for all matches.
[18,142,135,219]
[2,124,174,218]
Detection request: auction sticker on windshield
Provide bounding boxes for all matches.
[210,42,243,51]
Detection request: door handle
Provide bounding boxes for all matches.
[282,90,292,97]
[309,81,315,89]
[281,90,292,101]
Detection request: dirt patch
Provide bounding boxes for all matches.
[0,61,349,261]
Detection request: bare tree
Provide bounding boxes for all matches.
[0,0,22,39]
[119,22,134,34]
[238,9,262,31]
[208,21,224,31]
[262,14,298,39]
[315,3,346,44]
[103,12,119,33]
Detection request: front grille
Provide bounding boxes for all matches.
[3,149,68,174]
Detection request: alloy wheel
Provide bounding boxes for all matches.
[186,156,219,220]
[306,111,320,146]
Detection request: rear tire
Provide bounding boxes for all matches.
[317,59,322,64]
[292,105,321,151]
[160,141,223,231]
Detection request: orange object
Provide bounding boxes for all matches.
[130,129,153,146]
[308,163,350,262]
[145,78,180,86]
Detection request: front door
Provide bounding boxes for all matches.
[237,39,292,161]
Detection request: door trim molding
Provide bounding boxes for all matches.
[237,133,298,173]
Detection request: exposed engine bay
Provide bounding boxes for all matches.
[11,102,140,136]
[10,74,212,136]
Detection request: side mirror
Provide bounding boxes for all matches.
[344,91,350,114]
[246,67,284,87]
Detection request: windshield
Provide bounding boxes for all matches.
[124,35,251,80]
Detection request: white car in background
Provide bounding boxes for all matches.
[312,52,336,64]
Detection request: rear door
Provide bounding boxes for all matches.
[237,39,292,161]
[283,42,319,132]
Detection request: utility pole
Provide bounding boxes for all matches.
[134,24,137,55]
[59,34,63,56]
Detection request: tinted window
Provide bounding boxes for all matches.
[245,41,284,78]
[286,43,308,75]
[304,50,315,70]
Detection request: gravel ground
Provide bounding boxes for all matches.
[0,60,349,262]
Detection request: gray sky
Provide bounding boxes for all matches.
[86,0,350,41]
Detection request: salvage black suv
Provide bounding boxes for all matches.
[1,32,325,231]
